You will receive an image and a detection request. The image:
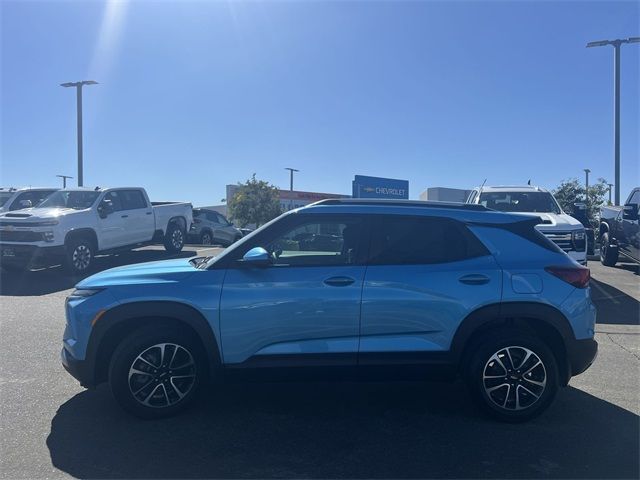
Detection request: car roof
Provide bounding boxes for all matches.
[474,185,550,193]
[299,198,539,225]
[0,187,58,192]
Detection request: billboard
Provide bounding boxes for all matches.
[352,175,409,199]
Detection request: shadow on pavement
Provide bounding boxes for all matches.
[591,278,640,326]
[0,248,198,297]
[47,381,639,479]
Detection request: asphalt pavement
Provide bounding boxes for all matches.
[0,248,638,479]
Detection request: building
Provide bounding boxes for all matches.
[420,187,471,203]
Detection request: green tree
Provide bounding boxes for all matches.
[553,177,610,228]
[228,174,282,227]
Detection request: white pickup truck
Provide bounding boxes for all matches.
[466,185,587,265]
[0,187,193,274]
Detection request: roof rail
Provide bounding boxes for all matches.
[311,198,489,211]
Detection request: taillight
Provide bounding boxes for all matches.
[545,266,590,288]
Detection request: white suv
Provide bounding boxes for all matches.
[466,185,587,265]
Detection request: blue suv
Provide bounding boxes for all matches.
[61,200,597,422]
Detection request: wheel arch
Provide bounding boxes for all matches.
[64,228,98,250]
[599,222,610,238]
[167,216,187,233]
[451,302,574,386]
[86,301,221,387]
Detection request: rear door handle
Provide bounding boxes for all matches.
[459,274,490,285]
[121,215,129,218]
[146,211,153,215]
[324,276,355,287]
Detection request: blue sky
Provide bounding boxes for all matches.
[1,0,638,205]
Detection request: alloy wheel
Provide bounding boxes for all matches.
[482,346,547,411]
[201,233,212,245]
[171,229,184,249]
[128,343,196,408]
[72,245,92,271]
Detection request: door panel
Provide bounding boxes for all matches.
[220,265,365,364]
[219,214,369,365]
[359,255,502,355]
[119,190,154,245]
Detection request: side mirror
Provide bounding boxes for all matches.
[241,247,271,267]
[622,203,639,221]
[98,199,114,219]
[18,200,33,209]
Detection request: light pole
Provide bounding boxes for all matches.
[56,175,73,188]
[586,37,639,206]
[584,168,591,206]
[608,183,614,204]
[60,80,98,187]
[285,167,299,191]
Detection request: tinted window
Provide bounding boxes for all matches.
[120,190,148,210]
[206,212,218,222]
[629,190,640,205]
[369,216,488,265]
[0,192,12,207]
[216,213,229,225]
[265,217,365,266]
[478,191,561,214]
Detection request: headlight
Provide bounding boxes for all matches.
[67,288,103,301]
[572,230,586,240]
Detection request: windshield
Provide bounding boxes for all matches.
[38,191,100,210]
[479,191,561,214]
[0,192,13,207]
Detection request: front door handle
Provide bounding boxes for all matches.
[121,214,129,218]
[324,276,355,287]
[459,274,490,285]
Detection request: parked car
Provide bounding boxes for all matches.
[61,199,597,422]
[188,208,242,246]
[0,187,193,274]
[0,187,58,213]
[599,187,640,266]
[466,185,587,265]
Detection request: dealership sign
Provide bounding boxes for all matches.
[352,175,409,199]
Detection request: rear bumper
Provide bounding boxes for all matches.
[567,338,598,377]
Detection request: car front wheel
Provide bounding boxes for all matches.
[466,330,558,423]
[109,325,205,419]
[65,237,95,275]
[164,223,185,253]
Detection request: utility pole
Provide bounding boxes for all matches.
[285,167,299,191]
[586,37,639,205]
[56,175,73,188]
[584,169,591,210]
[60,80,98,187]
[608,183,614,204]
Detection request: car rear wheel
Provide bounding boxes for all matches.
[466,330,558,423]
[164,223,185,253]
[600,232,618,267]
[109,325,205,419]
[200,231,213,245]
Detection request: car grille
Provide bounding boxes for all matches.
[0,231,44,242]
[542,232,573,252]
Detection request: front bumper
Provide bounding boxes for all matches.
[0,243,66,267]
[61,347,95,388]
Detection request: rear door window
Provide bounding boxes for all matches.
[368,216,489,265]
[120,190,148,210]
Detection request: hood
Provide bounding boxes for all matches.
[77,258,198,288]
[0,207,77,221]
[506,212,583,230]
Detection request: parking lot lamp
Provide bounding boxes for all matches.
[586,37,639,205]
[60,80,98,187]
[285,167,299,191]
[56,175,73,188]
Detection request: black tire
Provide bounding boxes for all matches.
[65,236,95,275]
[465,329,559,423]
[600,232,618,267]
[164,223,185,253]
[109,325,206,419]
[200,230,213,246]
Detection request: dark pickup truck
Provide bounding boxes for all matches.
[599,187,640,266]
